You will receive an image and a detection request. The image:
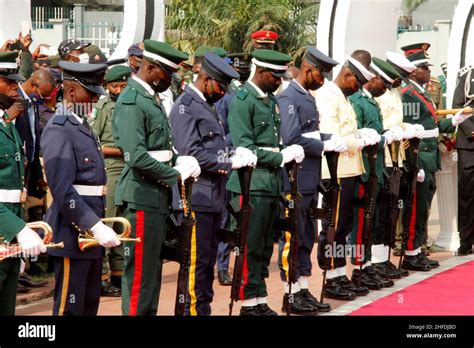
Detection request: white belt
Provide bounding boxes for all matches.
[422,128,439,139]
[0,189,21,203]
[302,131,321,140]
[73,185,107,196]
[147,150,173,162]
[259,147,280,152]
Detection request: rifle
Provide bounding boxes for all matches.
[386,141,402,277]
[174,177,195,316]
[280,160,302,316]
[228,166,254,316]
[398,137,421,270]
[357,144,379,287]
[319,151,340,304]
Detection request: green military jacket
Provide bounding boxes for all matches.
[89,95,125,171]
[401,81,454,172]
[226,82,284,196]
[112,78,179,213]
[0,120,26,241]
[349,90,386,184]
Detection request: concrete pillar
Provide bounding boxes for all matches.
[49,18,70,44]
[74,3,86,38]
[435,150,459,251]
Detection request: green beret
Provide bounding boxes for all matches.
[143,39,189,69]
[371,57,402,84]
[194,46,214,58]
[213,47,228,58]
[105,65,132,82]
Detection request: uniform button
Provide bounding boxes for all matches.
[273,127,276,130]
[274,133,278,136]
[209,131,213,136]
[307,120,310,123]
[261,122,265,125]
[223,136,226,140]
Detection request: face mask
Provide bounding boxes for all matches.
[71,53,89,64]
[262,79,280,94]
[109,92,119,101]
[151,79,170,94]
[45,85,60,102]
[239,70,251,82]
[0,93,16,109]
[29,91,44,105]
[204,80,225,104]
[193,73,198,83]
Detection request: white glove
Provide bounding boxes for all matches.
[281,144,305,166]
[358,128,381,145]
[176,156,201,178]
[16,226,47,257]
[412,124,425,138]
[403,125,417,139]
[390,126,404,141]
[356,138,366,151]
[417,169,425,183]
[174,164,193,181]
[383,130,396,145]
[301,131,321,140]
[451,109,473,126]
[90,221,121,248]
[324,134,347,152]
[234,147,257,167]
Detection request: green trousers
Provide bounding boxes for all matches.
[402,171,436,251]
[230,194,279,300]
[121,207,166,316]
[102,168,124,277]
[0,258,20,315]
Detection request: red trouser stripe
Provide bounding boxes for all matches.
[356,183,365,265]
[407,191,417,250]
[129,210,145,316]
[238,195,249,300]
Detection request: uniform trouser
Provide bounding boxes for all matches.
[121,206,166,316]
[457,149,474,249]
[52,257,102,315]
[350,180,382,265]
[376,168,400,248]
[278,192,318,282]
[102,168,124,278]
[230,193,279,300]
[0,258,20,315]
[185,211,220,316]
[217,187,232,272]
[317,177,357,270]
[402,171,436,251]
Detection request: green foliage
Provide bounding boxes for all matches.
[403,0,427,15]
[166,0,317,61]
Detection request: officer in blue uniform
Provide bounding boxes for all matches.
[170,52,256,315]
[214,52,252,285]
[41,61,121,316]
[277,47,344,314]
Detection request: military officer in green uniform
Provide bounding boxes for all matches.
[112,40,201,316]
[89,65,132,297]
[349,55,402,290]
[401,51,472,270]
[227,49,305,316]
[0,51,46,315]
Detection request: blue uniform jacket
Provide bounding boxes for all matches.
[41,106,106,259]
[277,80,330,193]
[170,86,233,213]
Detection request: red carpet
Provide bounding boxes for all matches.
[349,261,474,315]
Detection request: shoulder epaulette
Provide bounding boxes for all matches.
[181,93,193,106]
[52,115,68,125]
[95,97,107,110]
[121,88,138,104]
[459,65,473,77]
[236,88,249,100]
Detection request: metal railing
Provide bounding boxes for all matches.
[31,6,73,29]
[66,22,123,53]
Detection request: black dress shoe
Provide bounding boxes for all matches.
[387,261,409,277]
[101,280,121,297]
[240,305,261,316]
[402,255,431,271]
[257,303,278,316]
[372,261,402,279]
[16,283,32,293]
[18,273,48,288]
[218,270,232,286]
[336,275,370,296]
[351,269,382,290]
[365,266,394,288]
[323,278,356,300]
[300,289,331,312]
[110,275,122,289]
[455,246,473,256]
[417,254,439,268]
[282,292,318,315]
